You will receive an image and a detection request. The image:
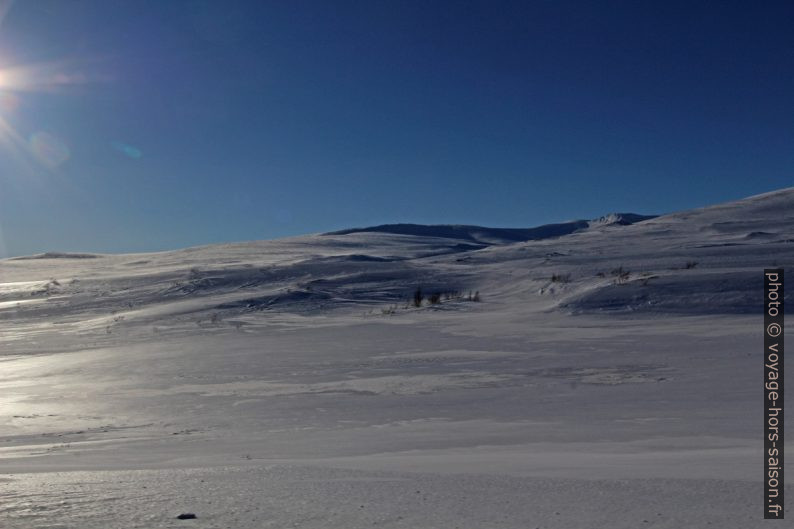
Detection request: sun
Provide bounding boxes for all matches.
[0,2,111,174]
[0,62,73,173]
[0,57,103,171]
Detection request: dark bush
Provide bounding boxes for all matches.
[412,287,424,307]
[611,266,630,284]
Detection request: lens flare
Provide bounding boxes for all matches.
[111,141,142,159]
[0,60,112,94]
[29,131,70,168]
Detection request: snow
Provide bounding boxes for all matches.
[0,188,792,527]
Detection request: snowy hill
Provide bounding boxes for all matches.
[0,211,664,338]
[0,189,790,348]
[326,213,655,245]
[462,188,794,315]
[0,188,792,528]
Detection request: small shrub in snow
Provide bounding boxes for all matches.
[412,287,424,308]
[551,273,571,283]
[684,260,698,269]
[611,266,630,284]
[466,291,482,301]
[384,288,479,315]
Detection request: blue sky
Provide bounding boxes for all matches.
[0,0,791,256]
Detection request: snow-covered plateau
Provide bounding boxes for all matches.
[1,188,792,528]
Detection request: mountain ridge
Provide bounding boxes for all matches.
[325,212,657,246]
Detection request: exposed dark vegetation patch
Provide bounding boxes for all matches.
[611,266,631,285]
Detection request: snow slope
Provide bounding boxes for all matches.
[0,189,791,528]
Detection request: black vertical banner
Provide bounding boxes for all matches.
[764,269,784,519]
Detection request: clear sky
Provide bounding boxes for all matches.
[0,0,791,256]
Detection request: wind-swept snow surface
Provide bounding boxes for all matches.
[1,189,792,528]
